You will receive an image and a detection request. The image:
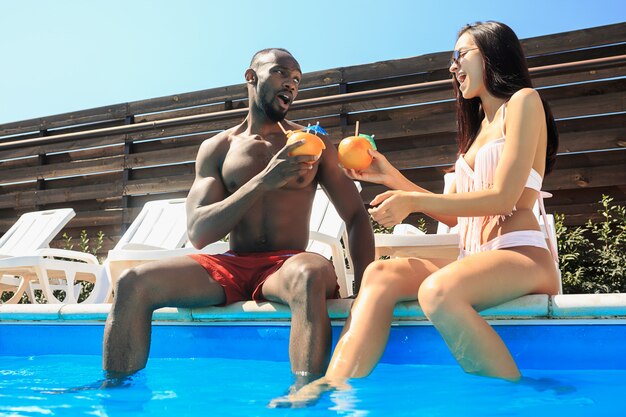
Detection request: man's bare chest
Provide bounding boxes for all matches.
[220,139,275,192]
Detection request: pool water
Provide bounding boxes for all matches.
[1,355,624,417]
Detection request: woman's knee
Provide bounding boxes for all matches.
[361,260,408,291]
[418,275,457,318]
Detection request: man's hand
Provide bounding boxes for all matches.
[259,140,317,189]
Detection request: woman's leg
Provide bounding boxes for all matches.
[326,257,447,379]
[269,256,447,408]
[418,246,560,380]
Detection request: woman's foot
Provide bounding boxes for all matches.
[269,377,349,408]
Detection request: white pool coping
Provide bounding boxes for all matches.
[1,294,626,323]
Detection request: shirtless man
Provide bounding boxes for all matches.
[102,48,375,384]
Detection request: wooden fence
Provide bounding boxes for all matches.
[0,22,625,258]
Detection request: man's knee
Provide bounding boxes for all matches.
[114,268,151,306]
[284,261,334,304]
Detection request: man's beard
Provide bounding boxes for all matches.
[264,104,287,122]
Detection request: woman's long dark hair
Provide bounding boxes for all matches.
[453,21,558,174]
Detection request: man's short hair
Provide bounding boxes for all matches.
[249,48,293,69]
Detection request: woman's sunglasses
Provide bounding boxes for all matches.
[450,48,479,67]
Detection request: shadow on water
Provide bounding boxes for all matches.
[37,371,154,414]
[519,376,577,395]
[38,371,141,394]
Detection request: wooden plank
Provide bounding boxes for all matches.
[0,182,38,199]
[0,155,39,171]
[0,104,129,138]
[527,43,626,68]
[125,174,194,195]
[126,119,237,142]
[0,131,41,145]
[533,64,626,88]
[128,163,193,181]
[548,186,626,207]
[521,22,626,57]
[0,182,124,210]
[45,144,124,164]
[130,132,208,153]
[133,101,232,124]
[30,198,124,217]
[0,133,128,161]
[558,112,626,133]
[126,146,198,169]
[558,127,626,154]
[127,84,247,118]
[128,192,188,208]
[0,155,125,185]
[0,171,124,209]
[540,78,625,102]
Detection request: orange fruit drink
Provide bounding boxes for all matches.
[282,122,327,164]
[338,133,376,170]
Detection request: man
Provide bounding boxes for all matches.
[102,48,375,384]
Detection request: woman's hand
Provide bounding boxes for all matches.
[342,149,400,187]
[368,190,420,227]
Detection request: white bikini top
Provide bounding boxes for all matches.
[453,104,558,262]
[455,104,543,194]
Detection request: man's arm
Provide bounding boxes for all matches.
[186,132,315,249]
[317,136,375,294]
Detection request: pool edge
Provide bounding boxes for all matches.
[1,294,626,323]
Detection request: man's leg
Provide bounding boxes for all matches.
[261,253,338,381]
[103,256,225,375]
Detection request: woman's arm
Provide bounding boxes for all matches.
[345,149,459,227]
[369,89,545,227]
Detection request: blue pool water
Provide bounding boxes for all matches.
[1,322,625,416]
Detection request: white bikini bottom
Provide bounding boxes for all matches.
[459,230,548,259]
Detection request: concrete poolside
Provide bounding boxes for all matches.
[1,293,626,323]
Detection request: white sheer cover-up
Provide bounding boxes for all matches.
[453,104,557,262]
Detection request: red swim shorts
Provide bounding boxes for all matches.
[189,250,340,305]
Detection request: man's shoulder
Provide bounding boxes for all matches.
[199,126,239,149]
[196,126,240,162]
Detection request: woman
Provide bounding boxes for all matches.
[271,20,560,406]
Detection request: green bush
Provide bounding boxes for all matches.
[371,217,427,235]
[556,195,626,294]
[61,230,105,303]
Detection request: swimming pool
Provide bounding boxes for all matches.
[1,296,625,416]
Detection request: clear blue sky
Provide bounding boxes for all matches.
[0,0,624,125]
